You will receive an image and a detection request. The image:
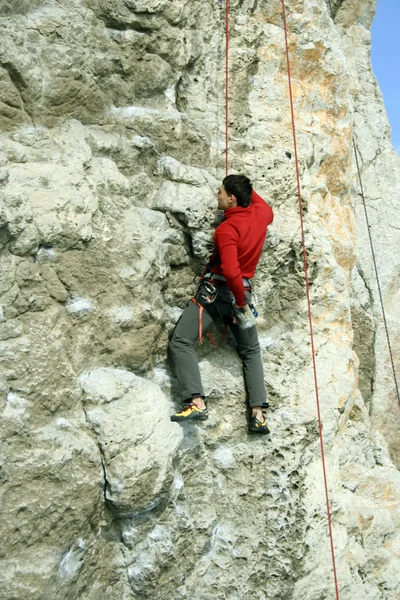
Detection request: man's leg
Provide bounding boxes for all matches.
[169,301,213,417]
[228,320,270,433]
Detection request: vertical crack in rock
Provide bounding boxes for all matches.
[79,399,109,514]
[97,439,111,506]
[79,395,115,512]
[350,264,377,409]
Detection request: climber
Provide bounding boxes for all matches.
[169,174,274,434]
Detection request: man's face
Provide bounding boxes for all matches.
[217,184,236,211]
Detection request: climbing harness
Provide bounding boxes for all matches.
[200,280,218,304]
[192,270,256,346]
[191,289,228,347]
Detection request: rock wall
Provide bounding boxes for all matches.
[0,1,400,599]
[337,0,400,468]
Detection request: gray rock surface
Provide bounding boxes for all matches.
[0,0,400,599]
[79,368,183,514]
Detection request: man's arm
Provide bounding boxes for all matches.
[251,191,274,223]
[215,228,247,306]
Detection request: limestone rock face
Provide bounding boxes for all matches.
[79,368,183,514]
[1,0,400,599]
[336,0,400,468]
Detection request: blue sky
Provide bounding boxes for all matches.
[371,0,400,154]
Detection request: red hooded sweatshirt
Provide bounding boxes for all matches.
[210,190,274,306]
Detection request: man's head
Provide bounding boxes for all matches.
[216,174,253,211]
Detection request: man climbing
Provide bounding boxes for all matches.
[169,174,274,434]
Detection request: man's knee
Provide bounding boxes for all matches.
[169,334,194,357]
[168,336,179,358]
[237,341,261,361]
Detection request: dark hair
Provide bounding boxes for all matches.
[222,174,252,207]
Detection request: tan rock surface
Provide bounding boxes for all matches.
[0,0,400,599]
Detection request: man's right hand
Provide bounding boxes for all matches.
[234,303,249,317]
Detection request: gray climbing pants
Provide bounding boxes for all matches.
[169,281,267,408]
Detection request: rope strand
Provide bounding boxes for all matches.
[281,2,340,598]
[353,140,400,407]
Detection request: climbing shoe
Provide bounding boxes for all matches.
[249,415,270,435]
[171,404,209,422]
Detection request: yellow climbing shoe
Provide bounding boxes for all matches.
[171,404,209,422]
[249,415,270,435]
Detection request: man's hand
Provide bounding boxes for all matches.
[234,303,249,317]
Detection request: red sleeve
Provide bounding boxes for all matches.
[251,191,274,224]
[215,226,246,306]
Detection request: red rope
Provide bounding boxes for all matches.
[191,298,204,344]
[225,0,229,175]
[281,1,340,598]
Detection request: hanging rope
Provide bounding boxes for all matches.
[224,0,398,593]
[353,141,400,407]
[325,0,400,409]
[326,0,399,407]
[280,1,340,598]
[225,0,229,175]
